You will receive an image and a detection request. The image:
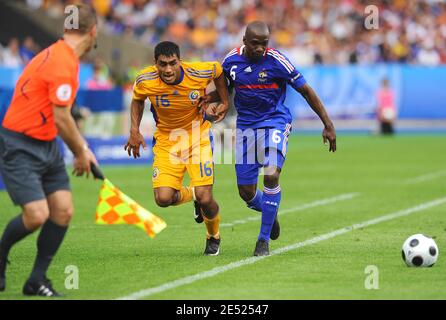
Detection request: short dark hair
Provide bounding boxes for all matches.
[154,41,180,61]
[64,3,97,35]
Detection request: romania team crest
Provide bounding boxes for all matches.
[152,167,160,180]
[189,90,200,101]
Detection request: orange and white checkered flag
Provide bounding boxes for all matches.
[92,164,166,238]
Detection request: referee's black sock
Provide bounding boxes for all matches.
[0,214,33,276]
[29,219,68,281]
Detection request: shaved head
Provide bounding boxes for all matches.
[245,21,270,38]
[243,21,270,61]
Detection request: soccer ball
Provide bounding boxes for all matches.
[402,234,439,267]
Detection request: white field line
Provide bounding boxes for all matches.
[220,193,360,228]
[117,196,446,300]
[405,170,446,184]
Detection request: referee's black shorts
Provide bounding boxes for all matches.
[0,126,70,206]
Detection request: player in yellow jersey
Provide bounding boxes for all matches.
[124,41,229,255]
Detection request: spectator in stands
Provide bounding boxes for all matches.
[376,78,397,135]
[124,57,142,87]
[2,38,23,67]
[20,36,38,65]
[416,40,441,66]
[86,58,114,90]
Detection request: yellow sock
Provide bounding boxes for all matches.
[203,213,221,239]
[173,186,193,206]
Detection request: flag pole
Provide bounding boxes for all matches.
[91,162,105,181]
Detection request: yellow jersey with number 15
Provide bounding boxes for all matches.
[133,61,223,133]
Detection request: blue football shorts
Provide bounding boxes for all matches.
[235,123,292,185]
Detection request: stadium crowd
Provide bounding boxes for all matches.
[0,36,115,88]
[18,0,446,66]
[0,37,40,67]
[2,0,445,86]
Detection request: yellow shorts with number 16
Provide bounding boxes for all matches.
[151,121,214,190]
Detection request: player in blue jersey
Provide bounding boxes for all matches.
[200,21,336,256]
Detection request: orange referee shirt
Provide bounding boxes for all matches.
[2,40,79,141]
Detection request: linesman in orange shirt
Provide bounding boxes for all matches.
[0,4,98,297]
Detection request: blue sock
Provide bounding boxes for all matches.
[246,189,262,212]
[259,186,281,242]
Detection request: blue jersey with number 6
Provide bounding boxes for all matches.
[223,46,305,184]
[222,46,306,130]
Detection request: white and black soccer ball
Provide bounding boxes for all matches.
[402,234,439,267]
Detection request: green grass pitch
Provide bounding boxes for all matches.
[0,134,445,300]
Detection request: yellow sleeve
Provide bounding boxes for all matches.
[187,61,223,80]
[132,67,157,101]
[133,77,151,101]
[213,61,223,79]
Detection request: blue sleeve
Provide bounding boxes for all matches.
[288,69,306,91]
[270,49,306,90]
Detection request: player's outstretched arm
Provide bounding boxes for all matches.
[297,83,337,152]
[124,98,147,158]
[53,104,98,177]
